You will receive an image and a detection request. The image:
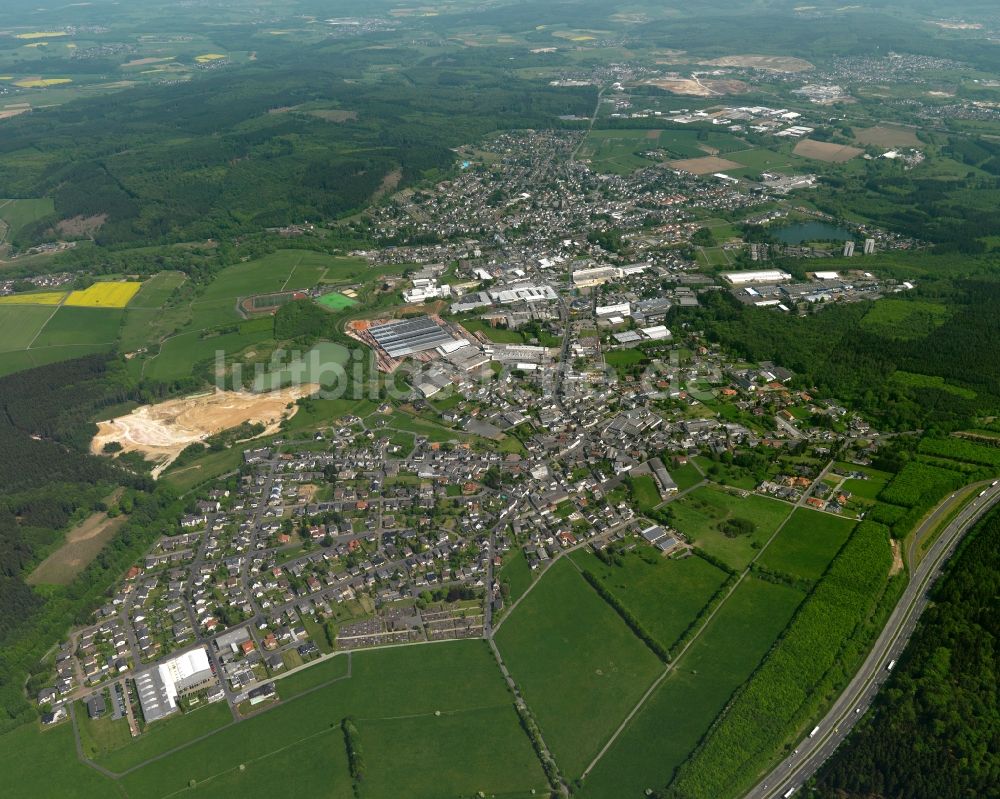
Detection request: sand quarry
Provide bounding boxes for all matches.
[92,385,318,477]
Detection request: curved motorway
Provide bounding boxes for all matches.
[745,480,1000,799]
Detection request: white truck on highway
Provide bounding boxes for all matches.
[809,725,820,738]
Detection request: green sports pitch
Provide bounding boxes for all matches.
[316,291,358,310]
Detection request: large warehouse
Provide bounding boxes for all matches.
[134,646,216,724]
[368,316,456,358]
[723,269,792,285]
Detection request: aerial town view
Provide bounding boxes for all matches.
[0,1,997,798]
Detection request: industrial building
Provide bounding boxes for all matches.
[489,283,558,304]
[134,646,216,724]
[723,269,792,286]
[572,266,621,288]
[368,316,456,358]
[595,302,632,317]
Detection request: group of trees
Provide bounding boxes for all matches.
[581,569,670,662]
[672,282,1000,432]
[813,510,1000,798]
[0,354,190,731]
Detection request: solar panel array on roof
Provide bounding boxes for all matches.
[369,316,455,358]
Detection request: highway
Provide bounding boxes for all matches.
[745,480,1000,799]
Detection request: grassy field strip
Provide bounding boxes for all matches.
[157,722,338,799]
[494,560,663,779]
[579,465,831,779]
[25,300,65,349]
[278,252,304,292]
[907,481,988,567]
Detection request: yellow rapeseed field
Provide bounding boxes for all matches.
[0,291,67,306]
[195,53,227,63]
[13,78,72,88]
[15,32,68,40]
[64,282,142,308]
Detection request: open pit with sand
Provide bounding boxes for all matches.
[92,385,319,477]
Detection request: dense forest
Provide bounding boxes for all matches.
[671,279,1000,430]
[0,355,176,730]
[0,48,594,247]
[810,508,1000,799]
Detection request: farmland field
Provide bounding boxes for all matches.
[669,486,793,569]
[757,508,856,581]
[495,559,663,778]
[671,461,704,491]
[629,473,663,512]
[96,701,234,774]
[198,250,330,303]
[0,720,113,798]
[358,704,545,799]
[64,282,142,308]
[0,197,54,238]
[667,155,743,175]
[0,291,67,306]
[570,549,729,652]
[578,129,748,175]
[143,325,273,382]
[793,139,863,163]
[498,549,534,607]
[129,271,186,308]
[31,307,123,348]
[669,523,893,799]
[725,146,807,174]
[0,305,55,351]
[853,124,922,148]
[114,641,542,799]
[578,576,805,799]
[577,129,660,174]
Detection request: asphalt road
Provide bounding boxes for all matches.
[745,481,1000,799]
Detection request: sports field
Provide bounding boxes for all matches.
[65,282,142,308]
[496,559,663,778]
[316,291,358,310]
[571,549,729,652]
[669,486,793,569]
[578,576,805,798]
[758,508,856,581]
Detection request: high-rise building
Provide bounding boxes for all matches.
[843,241,855,257]
[864,238,876,255]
